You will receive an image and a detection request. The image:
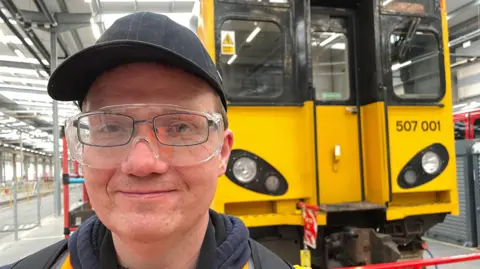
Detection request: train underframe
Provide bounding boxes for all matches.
[249,210,446,268]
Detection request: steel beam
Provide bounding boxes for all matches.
[448,0,480,21]
[34,0,57,27]
[21,10,93,25]
[0,8,50,74]
[55,0,83,50]
[0,60,43,70]
[51,27,62,218]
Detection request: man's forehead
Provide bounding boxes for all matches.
[83,63,218,112]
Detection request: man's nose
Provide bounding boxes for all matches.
[120,138,170,177]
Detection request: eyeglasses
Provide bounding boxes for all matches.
[64,104,224,168]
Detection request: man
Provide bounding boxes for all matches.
[1,12,294,269]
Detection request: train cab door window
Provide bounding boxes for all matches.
[312,32,350,101]
[454,120,466,140]
[309,12,363,205]
[389,30,443,101]
[217,20,284,100]
[474,119,480,140]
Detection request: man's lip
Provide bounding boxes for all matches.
[119,190,175,195]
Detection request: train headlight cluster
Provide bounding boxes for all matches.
[233,157,257,183]
[397,143,449,189]
[421,151,441,175]
[226,149,288,196]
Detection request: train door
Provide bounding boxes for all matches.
[453,113,468,140]
[469,111,480,140]
[309,8,364,205]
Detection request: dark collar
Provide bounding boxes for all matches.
[97,211,226,269]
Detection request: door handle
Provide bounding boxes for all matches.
[346,107,358,114]
[333,145,340,172]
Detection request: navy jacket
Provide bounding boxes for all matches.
[0,209,292,269]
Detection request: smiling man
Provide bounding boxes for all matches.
[0,11,293,269]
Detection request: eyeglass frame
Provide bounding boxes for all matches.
[70,110,224,148]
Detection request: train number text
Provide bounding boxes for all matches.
[395,120,441,132]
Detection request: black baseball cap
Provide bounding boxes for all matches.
[47,12,227,111]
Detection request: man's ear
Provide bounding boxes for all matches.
[218,129,234,177]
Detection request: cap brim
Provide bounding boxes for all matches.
[47,40,226,110]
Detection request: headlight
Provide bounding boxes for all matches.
[404,169,417,186]
[265,175,280,192]
[232,157,257,183]
[422,151,441,174]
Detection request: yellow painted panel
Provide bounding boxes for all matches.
[238,212,327,227]
[388,106,456,194]
[213,103,318,220]
[315,106,362,204]
[387,202,455,221]
[197,0,215,62]
[360,102,390,205]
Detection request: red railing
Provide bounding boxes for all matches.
[336,253,480,269]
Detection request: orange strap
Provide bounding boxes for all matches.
[60,254,73,269]
[61,253,249,269]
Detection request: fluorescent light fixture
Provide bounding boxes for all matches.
[383,0,394,6]
[0,83,46,91]
[227,54,237,65]
[0,66,40,76]
[391,60,412,71]
[0,55,48,66]
[331,43,346,50]
[453,103,468,109]
[246,27,261,43]
[320,33,340,47]
[0,76,48,85]
[463,41,472,48]
[0,34,33,46]
[90,17,101,40]
[14,49,26,60]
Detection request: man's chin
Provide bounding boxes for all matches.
[112,216,180,241]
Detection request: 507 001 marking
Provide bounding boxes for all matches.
[395,120,441,132]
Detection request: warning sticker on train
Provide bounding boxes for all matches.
[221,31,235,55]
[302,205,318,249]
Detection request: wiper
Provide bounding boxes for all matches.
[398,17,421,62]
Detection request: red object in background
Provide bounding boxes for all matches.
[62,133,70,238]
[298,202,319,249]
[335,252,480,269]
[73,161,79,175]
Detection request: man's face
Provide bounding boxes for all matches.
[81,63,233,241]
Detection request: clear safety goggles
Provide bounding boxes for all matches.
[64,104,224,169]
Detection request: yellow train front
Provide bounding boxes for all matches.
[193,0,457,267]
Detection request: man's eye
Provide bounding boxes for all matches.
[98,123,125,132]
[168,122,194,133]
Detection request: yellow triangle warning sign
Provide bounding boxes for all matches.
[223,34,233,46]
[221,31,235,55]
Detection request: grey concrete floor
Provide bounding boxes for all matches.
[423,238,480,269]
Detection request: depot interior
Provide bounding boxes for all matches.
[0,0,474,182]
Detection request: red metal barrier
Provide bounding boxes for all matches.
[336,253,480,269]
[62,128,70,239]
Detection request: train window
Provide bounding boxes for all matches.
[454,121,466,140]
[381,0,434,14]
[217,20,284,99]
[312,32,350,101]
[474,120,480,139]
[389,30,443,100]
[218,0,288,3]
